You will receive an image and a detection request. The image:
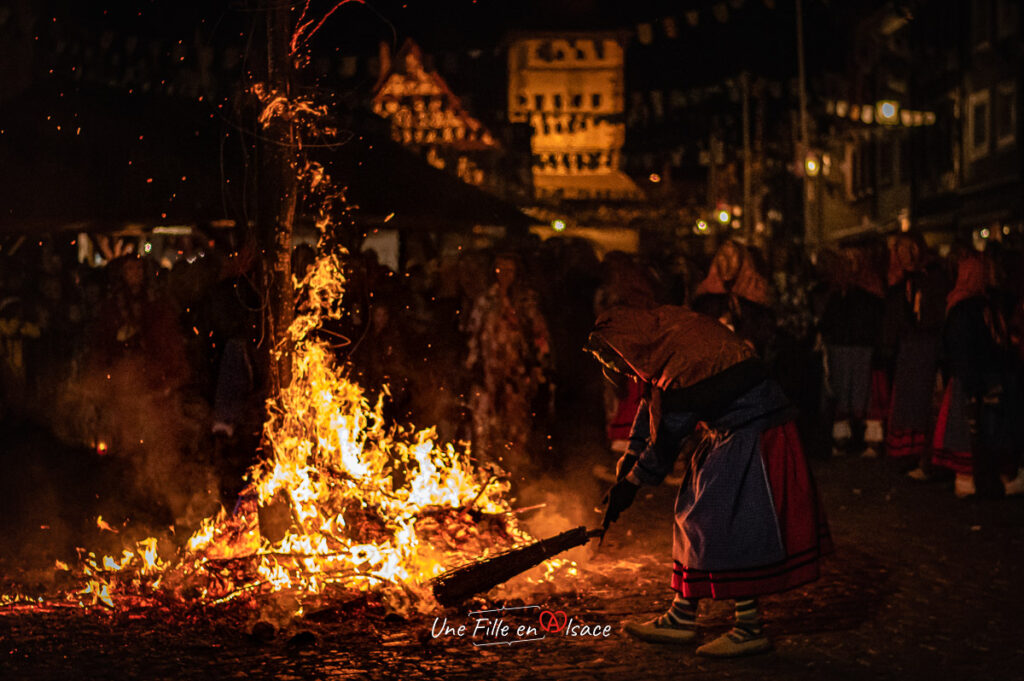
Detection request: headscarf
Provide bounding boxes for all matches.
[887,233,924,286]
[695,241,743,297]
[946,253,992,312]
[843,247,885,298]
[597,251,658,313]
[730,256,773,306]
[586,305,755,440]
[695,241,772,305]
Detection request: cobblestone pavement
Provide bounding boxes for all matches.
[2,428,1023,681]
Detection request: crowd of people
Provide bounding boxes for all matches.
[1,227,1023,514]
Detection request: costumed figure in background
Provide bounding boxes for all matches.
[91,255,189,391]
[466,253,554,469]
[206,247,261,440]
[882,234,949,477]
[0,296,41,419]
[692,240,775,355]
[819,247,886,456]
[931,253,1022,498]
[588,305,831,658]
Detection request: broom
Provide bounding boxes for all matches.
[431,526,603,606]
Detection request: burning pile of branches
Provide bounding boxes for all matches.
[2,58,573,617]
[4,243,553,619]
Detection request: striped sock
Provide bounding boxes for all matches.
[656,594,697,628]
[729,599,763,641]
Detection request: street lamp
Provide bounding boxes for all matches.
[804,154,820,177]
[877,100,899,124]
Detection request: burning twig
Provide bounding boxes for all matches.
[505,503,548,516]
[467,475,500,510]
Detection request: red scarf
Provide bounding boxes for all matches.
[695,243,772,306]
[946,254,990,312]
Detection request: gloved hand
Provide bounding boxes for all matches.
[601,478,639,527]
[615,452,639,481]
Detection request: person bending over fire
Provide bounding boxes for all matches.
[587,305,832,658]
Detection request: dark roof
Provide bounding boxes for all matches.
[321,131,532,232]
[0,88,531,233]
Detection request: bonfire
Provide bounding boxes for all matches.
[3,246,565,620]
[2,57,577,619]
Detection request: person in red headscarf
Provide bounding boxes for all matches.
[692,240,775,355]
[588,305,831,658]
[882,234,949,477]
[931,251,1017,498]
[819,246,886,456]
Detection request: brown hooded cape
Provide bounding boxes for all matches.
[588,306,761,439]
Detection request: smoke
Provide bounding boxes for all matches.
[517,472,603,540]
[489,471,607,601]
[48,354,223,532]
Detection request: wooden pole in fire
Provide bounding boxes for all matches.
[741,71,752,240]
[795,0,813,244]
[258,0,297,395]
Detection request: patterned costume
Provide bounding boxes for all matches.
[466,281,553,463]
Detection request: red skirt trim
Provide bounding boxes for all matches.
[931,449,973,474]
[930,383,972,474]
[885,427,928,459]
[671,422,833,599]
